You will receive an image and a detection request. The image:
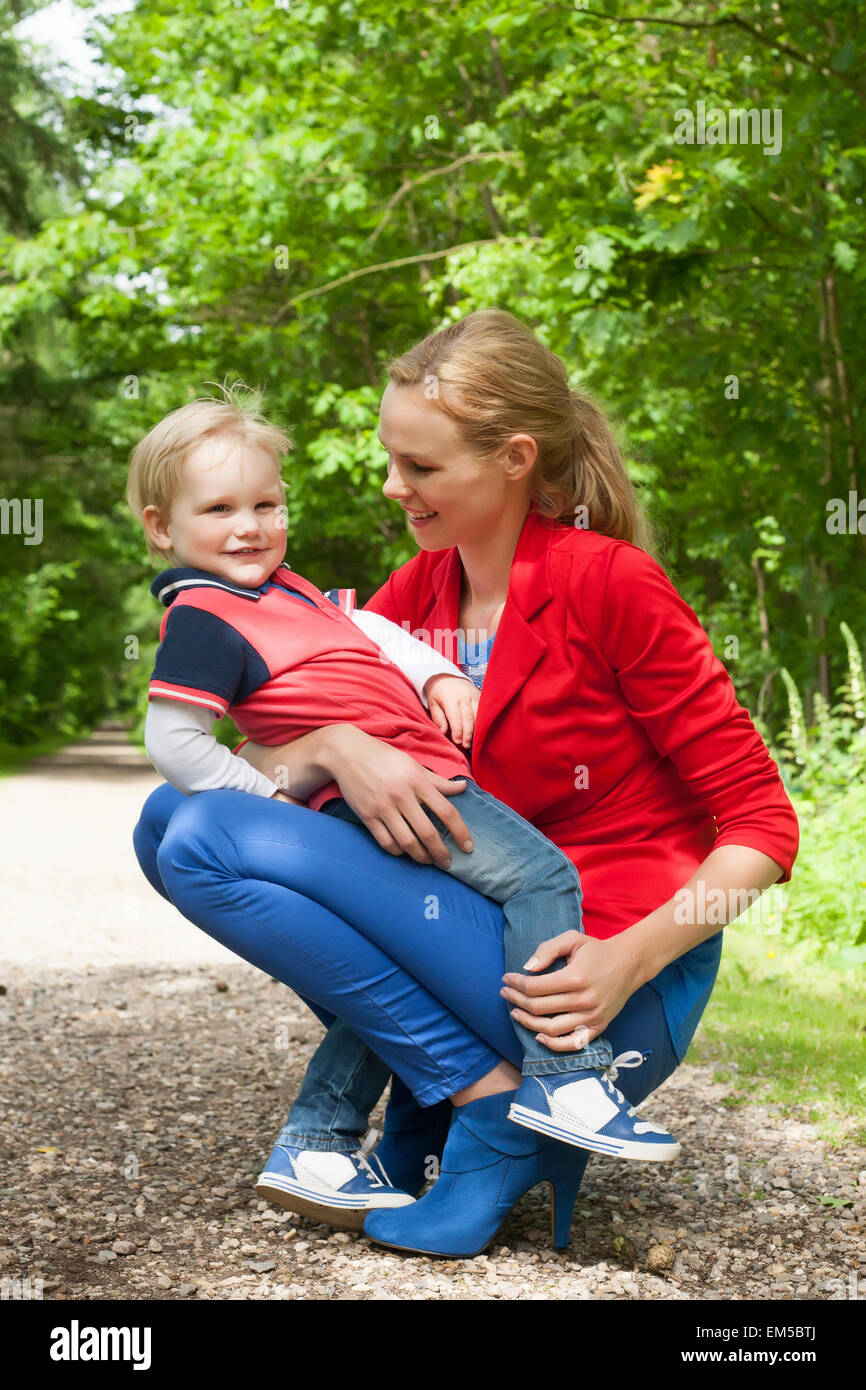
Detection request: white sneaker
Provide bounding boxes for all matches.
[508,1052,681,1161]
[255,1139,415,1231]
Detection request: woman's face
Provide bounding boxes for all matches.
[378,383,533,550]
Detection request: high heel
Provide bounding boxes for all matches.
[363,1090,589,1258]
[548,1159,584,1249]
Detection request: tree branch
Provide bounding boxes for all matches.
[273,235,544,318]
[366,152,520,247]
[560,6,865,96]
[743,198,813,248]
[489,35,511,98]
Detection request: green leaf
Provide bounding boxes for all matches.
[832,240,857,272]
[711,157,747,185]
[827,944,866,969]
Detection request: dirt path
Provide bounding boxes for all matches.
[1,731,864,1300]
[0,728,236,971]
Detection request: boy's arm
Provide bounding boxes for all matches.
[348,609,473,707]
[145,699,288,798]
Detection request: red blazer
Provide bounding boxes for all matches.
[364,507,799,941]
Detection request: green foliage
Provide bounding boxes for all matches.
[1,0,864,752]
[769,623,866,955]
[0,2,144,742]
[784,785,866,956]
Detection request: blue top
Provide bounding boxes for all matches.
[457,632,496,690]
[456,629,719,1062]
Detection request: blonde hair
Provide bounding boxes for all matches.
[387,309,655,555]
[126,380,292,563]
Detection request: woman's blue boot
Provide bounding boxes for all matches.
[371,1076,450,1196]
[363,1090,588,1257]
[371,1095,452,1197]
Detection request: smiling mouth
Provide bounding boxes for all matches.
[226,547,266,555]
[403,509,438,520]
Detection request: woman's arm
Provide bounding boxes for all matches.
[237,725,474,868]
[237,726,341,799]
[505,542,798,1046]
[501,843,783,1047]
[586,543,800,880]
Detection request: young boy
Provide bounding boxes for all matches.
[127,385,679,1227]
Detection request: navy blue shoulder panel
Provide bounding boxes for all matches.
[153,605,271,706]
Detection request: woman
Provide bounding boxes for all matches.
[134,309,798,1258]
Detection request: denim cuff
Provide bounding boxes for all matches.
[275,1129,359,1154]
[522,1039,614,1076]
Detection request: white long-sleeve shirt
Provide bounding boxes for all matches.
[145,605,471,800]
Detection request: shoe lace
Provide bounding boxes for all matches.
[600,1050,647,1117]
[359,1126,380,1157]
[352,1128,385,1188]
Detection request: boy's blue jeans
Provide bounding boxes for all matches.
[279,777,614,1153]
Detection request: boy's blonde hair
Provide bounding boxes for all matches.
[127,380,293,564]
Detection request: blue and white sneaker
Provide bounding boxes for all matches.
[508,1050,681,1161]
[255,1137,415,1231]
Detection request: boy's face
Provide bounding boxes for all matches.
[144,434,287,588]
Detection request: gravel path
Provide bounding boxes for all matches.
[1,732,864,1301]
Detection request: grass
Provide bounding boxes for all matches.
[686,922,866,1145]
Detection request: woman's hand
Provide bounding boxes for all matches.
[241,725,474,868]
[501,847,787,1050]
[500,931,643,1049]
[324,726,474,867]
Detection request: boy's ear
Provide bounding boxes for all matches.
[141,503,174,553]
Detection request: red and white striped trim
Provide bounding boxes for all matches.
[148,683,229,716]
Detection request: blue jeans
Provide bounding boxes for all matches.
[275,780,611,1152]
[133,784,682,1158]
[324,780,611,1072]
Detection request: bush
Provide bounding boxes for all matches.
[768,623,866,961]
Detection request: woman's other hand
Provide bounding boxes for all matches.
[499,931,644,1049]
